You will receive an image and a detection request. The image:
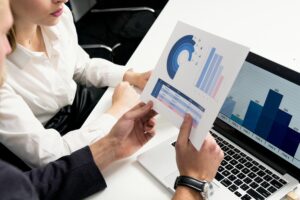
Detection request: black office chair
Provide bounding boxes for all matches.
[67,1,115,61]
[70,0,168,64]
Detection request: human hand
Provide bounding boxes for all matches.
[108,101,156,160]
[107,81,139,118]
[123,70,152,90]
[90,101,156,171]
[175,114,224,181]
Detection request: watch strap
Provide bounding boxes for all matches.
[174,176,206,193]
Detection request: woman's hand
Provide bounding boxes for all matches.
[106,82,139,118]
[123,70,152,90]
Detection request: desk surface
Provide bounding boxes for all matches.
[86,0,300,199]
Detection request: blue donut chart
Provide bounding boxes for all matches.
[167,35,196,79]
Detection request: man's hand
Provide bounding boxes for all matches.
[108,101,156,159]
[123,70,152,90]
[175,114,224,181]
[90,102,156,171]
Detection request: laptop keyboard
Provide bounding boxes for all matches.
[211,132,288,200]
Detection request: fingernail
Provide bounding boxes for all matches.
[184,114,189,121]
[185,113,191,119]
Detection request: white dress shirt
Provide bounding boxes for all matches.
[0,6,128,167]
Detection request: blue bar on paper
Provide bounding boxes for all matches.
[255,90,283,139]
[151,79,164,98]
[231,114,243,125]
[220,97,236,117]
[200,54,219,91]
[203,54,222,93]
[208,65,223,96]
[206,56,223,95]
[267,110,292,148]
[196,48,216,88]
[281,128,300,157]
[242,101,263,132]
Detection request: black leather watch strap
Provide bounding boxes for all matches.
[174,176,206,193]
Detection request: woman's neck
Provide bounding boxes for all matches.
[14,20,46,53]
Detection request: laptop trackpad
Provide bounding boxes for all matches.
[164,170,179,191]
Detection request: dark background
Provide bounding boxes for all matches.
[75,0,169,65]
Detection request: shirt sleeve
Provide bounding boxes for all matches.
[25,147,106,200]
[0,83,116,168]
[62,5,129,88]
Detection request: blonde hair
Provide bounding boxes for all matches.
[0,0,9,85]
[7,26,17,51]
[7,0,16,52]
[0,67,6,86]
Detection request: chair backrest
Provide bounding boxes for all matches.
[69,0,97,22]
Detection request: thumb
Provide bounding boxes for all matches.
[177,114,193,145]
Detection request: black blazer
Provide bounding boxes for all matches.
[0,147,106,200]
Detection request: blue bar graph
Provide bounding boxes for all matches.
[267,110,292,148]
[231,114,243,125]
[255,90,283,139]
[220,88,300,158]
[281,128,300,157]
[220,97,236,117]
[201,55,220,92]
[242,101,263,132]
[196,48,216,88]
[195,47,223,98]
[207,65,224,95]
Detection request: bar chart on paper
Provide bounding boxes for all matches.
[219,63,300,166]
[165,34,225,99]
[141,21,249,150]
[195,47,224,99]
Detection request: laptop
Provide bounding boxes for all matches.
[138,52,300,200]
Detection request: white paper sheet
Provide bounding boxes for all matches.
[141,21,249,150]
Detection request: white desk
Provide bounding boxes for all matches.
[86,0,300,199]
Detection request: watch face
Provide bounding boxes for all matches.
[204,182,214,198]
[203,183,209,193]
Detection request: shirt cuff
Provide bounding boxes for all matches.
[70,146,107,193]
[86,113,118,140]
[107,64,130,87]
[63,114,117,152]
[55,147,107,198]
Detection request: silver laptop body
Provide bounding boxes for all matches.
[138,52,300,200]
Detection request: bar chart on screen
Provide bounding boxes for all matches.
[219,62,300,166]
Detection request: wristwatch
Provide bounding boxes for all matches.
[174,176,212,199]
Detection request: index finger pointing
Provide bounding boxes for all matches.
[177,114,193,145]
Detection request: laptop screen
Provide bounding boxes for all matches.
[217,52,300,170]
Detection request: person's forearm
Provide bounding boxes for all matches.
[172,186,203,200]
[105,104,129,119]
[25,147,106,200]
[89,135,118,171]
[123,70,136,85]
